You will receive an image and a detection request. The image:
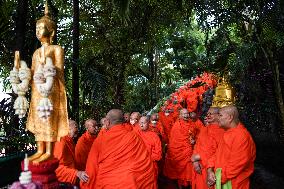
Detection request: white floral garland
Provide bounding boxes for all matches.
[33,56,56,119]
[9,61,31,118]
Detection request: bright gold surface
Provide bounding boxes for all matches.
[25,2,69,162]
[211,77,236,108]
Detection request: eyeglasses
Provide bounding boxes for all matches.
[206,112,218,116]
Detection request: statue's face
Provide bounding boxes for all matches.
[36,22,50,41]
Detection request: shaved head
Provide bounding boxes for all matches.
[221,105,239,122]
[209,107,219,114]
[85,119,98,135]
[150,113,159,121]
[130,112,141,125]
[139,116,150,131]
[219,105,240,129]
[68,119,78,138]
[205,107,220,125]
[106,109,124,125]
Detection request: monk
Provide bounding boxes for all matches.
[189,112,205,142]
[149,113,167,142]
[158,109,175,141]
[75,119,99,171]
[81,109,156,189]
[129,111,141,132]
[207,105,256,189]
[191,107,224,189]
[137,116,162,180]
[163,108,199,188]
[124,112,130,123]
[53,120,89,186]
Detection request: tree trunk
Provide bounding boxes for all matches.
[259,42,284,142]
[271,60,284,142]
[15,0,27,59]
[72,0,80,122]
[114,69,125,108]
[148,50,155,107]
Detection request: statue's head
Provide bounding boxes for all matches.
[36,2,56,44]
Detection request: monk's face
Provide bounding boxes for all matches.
[206,109,219,124]
[130,113,139,125]
[124,113,130,122]
[180,109,190,120]
[69,121,78,139]
[164,110,170,117]
[139,117,149,131]
[150,114,158,125]
[85,120,99,135]
[218,109,230,129]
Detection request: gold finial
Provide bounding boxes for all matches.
[44,1,50,17]
[211,76,236,108]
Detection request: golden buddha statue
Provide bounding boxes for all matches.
[26,2,69,163]
[211,76,236,108]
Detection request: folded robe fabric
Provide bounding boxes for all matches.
[81,124,156,189]
[192,124,224,189]
[163,119,201,183]
[53,135,77,185]
[208,123,256,189]
[136,128,162,179]
[75,132,96,171]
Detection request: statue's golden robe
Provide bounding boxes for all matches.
[26,45,69,142]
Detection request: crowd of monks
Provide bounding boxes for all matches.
[51,73,256,189]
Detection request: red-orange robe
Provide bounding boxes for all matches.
[75,132,96,171]
[137,129,162,179]
[186,89,199,112]
[191,123,224,189]
[163,119,200,186]
[53,135,77,185]
[207,123,256,189]
[149,121,167,143]
[159,111,175,141]
[81,124,156,189]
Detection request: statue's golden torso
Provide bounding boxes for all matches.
[26,45,69,142]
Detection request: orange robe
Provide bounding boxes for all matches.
[75,132,96,171]
[159,112,175,141]
[137,129,162,179]
[191,123,224,189]
[163,119,200,186]
[207,123,256,189]
[149,121,167,143]
[186,89,199,112]
[81,124,156,189]
[53,135,77,185]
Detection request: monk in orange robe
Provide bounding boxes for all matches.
[75,119,99,171]
[159,110,175,141]
[163,108,201,188]
[207,106,256,189]
[137,116,162,182]
[81,109,156,189]
[191,107,224,189]
[149,113,167,142]
[129,111,141,132]
[54,120,89,186]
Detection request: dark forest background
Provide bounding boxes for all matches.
[1,0,284,187]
